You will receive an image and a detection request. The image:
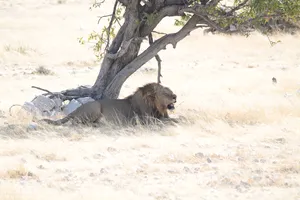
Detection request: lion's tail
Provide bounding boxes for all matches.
[39,115,71,125]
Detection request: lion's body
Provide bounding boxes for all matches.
[40,82,177,126]
[42,99,134,125]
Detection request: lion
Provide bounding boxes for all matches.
[39,82,178,126]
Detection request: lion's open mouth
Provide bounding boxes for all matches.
[167,103,175,110]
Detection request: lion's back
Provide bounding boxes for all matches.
[100,99,134,123]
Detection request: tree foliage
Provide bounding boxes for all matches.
[80,0,300,61]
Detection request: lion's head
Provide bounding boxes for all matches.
[129,82,177,118]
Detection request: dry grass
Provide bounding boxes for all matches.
[0,0,299,200]
[31,66,54,75]
[3,44,37,55]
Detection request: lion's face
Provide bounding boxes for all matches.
[155,85,177,111]
[130,83,177,118]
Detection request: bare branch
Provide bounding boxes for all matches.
[115,17,122,26]
[105,0,119,51]
[152,30,167,35]
[97,14,112,24]
[148,33,163,84]
[31,85,92,101]
[31,86,53,94]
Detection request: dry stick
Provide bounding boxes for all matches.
[31,86,66,101]
[105,0,119,51]
[31,86,53,94]
[148,33,163,84]
[31,86,54,98]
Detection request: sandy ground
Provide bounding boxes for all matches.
[0,0,300,200]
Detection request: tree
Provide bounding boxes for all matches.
[40,0,300,101]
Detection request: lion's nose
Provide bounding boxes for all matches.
[173,94,177,102]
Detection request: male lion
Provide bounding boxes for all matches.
[40,82,178,126]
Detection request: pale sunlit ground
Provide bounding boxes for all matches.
[0,1,299,200]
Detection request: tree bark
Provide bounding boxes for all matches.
[91,0,142,100]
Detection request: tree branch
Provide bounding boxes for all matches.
[108,21,127,54]
[31,85,92,101]
[31,86,53,94]
[140,5,186,37]
[148,33,162,84]
[104,14,202,98]
[152,30,167,35]
[105,0,119,51]
[97,14,112,24]
[180,9,218,30]
[179,6,231,33]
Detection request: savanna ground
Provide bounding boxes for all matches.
[0,0,300,199]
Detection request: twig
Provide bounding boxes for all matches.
[32,85,70,100]
[92,0,106,8]
[266,34,280,46]
[31,86,53,94]
[115,17,122,26]
[105,0,119,51]
[97,14,112,24]
[152,30,167,35]
[148,33,163,84]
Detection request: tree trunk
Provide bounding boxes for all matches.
[91,38,143,100]
[91,0,142,100]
